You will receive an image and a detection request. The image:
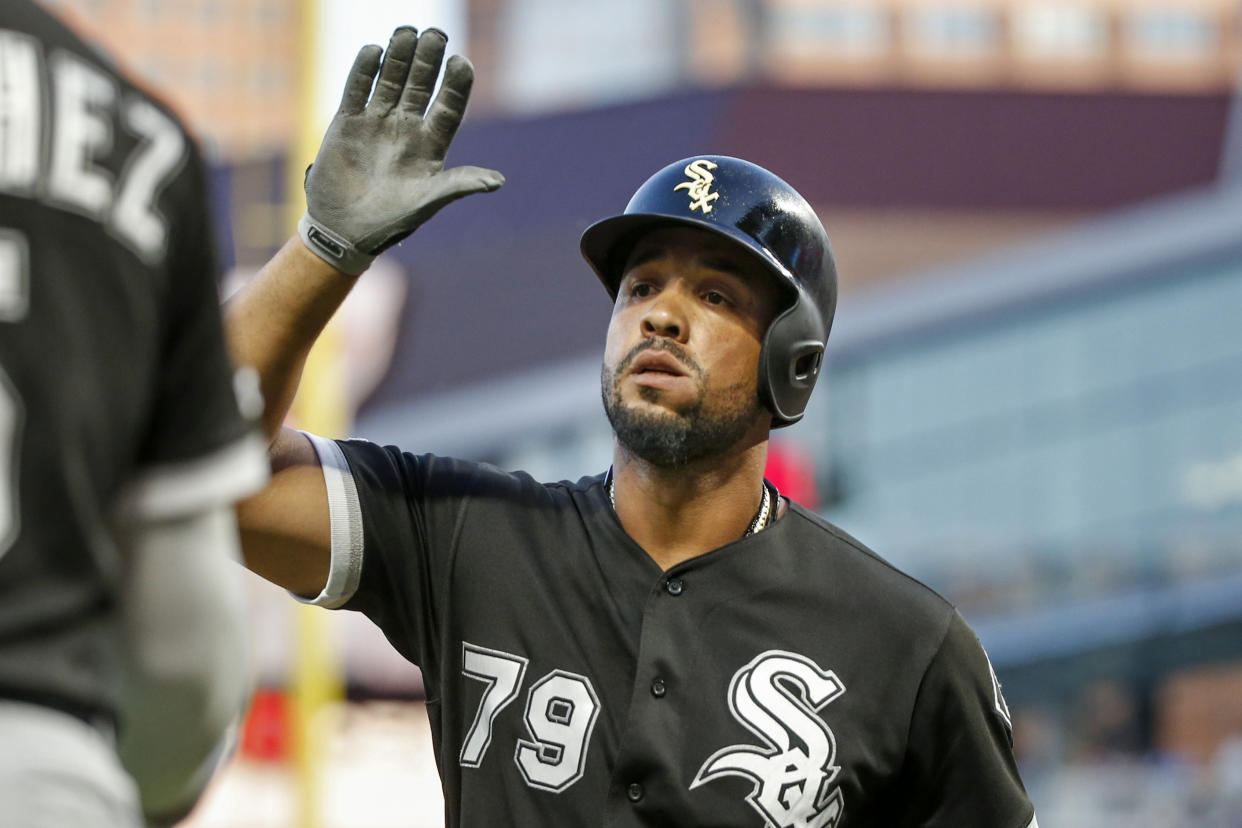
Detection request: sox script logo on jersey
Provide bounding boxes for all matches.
[692,650,846,828]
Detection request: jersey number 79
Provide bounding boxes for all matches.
[458,641,601,793]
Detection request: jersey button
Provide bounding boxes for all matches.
[651,678,667,698]
[665,578,685,596]
[627,782,644,802]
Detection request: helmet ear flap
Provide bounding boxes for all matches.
[760,290,826,427]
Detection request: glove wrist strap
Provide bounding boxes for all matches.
[297,212,375,276]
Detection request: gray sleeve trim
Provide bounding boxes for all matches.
[117,432,269,521]
[291,432,364,609]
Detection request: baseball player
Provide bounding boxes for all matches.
[230,27,1038,827]
[0,2,268,824]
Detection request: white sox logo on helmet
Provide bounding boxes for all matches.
[691,650,846,828]
[673,158,720,214]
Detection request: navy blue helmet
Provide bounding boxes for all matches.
[580,156,838,427]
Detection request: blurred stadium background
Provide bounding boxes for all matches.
[43,0,1242,824]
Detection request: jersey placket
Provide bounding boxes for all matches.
[602,558,720,827]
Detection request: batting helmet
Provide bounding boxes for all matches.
[580,155,837,427]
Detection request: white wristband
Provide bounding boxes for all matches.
[298,212,376,276]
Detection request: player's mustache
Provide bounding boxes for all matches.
[616,340,703,380]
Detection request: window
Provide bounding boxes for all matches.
[1014,2,1109,59]
[1125,7,1217,59]
[498,0,677,112]
[905,4,1000,55]
[772,4,890,56]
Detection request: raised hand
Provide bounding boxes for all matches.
[299,27,504,275]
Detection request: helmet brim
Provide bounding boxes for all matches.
[580,212,798,303]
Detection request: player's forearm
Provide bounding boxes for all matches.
[224,236,360,442]
[114,506,251,823]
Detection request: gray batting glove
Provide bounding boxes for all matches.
[299,27,504,275]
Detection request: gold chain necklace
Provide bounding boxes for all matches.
[608,477,773,536]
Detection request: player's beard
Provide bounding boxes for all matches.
[600,341,764,468]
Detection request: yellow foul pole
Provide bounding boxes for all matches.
[287,0,347,825]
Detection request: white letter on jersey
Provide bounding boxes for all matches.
[0,30,41,193]
[514,670,600,793]
[0,229,29,321]
[459,642,528,767]
[113,98,185,261]
[0,364,24,559]
[691,650,846,828]
[986,650,1013,733]
[0,230,27,558]
[47,52,115,217]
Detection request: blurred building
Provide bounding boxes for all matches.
[42,0,1242,154]
[44,0,1242,271]
[39,0,298,159]
[465,0,1242,113]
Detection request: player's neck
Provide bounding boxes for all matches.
[611,439,771,571]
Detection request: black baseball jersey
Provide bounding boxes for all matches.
[0,1,266,723]
[304,434,1036,828]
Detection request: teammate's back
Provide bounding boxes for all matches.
[0,2,267,823]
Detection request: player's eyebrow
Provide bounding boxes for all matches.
[696,253,748,278]
[623,244,666,272]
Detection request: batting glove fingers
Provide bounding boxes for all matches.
[300,27,504,275]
